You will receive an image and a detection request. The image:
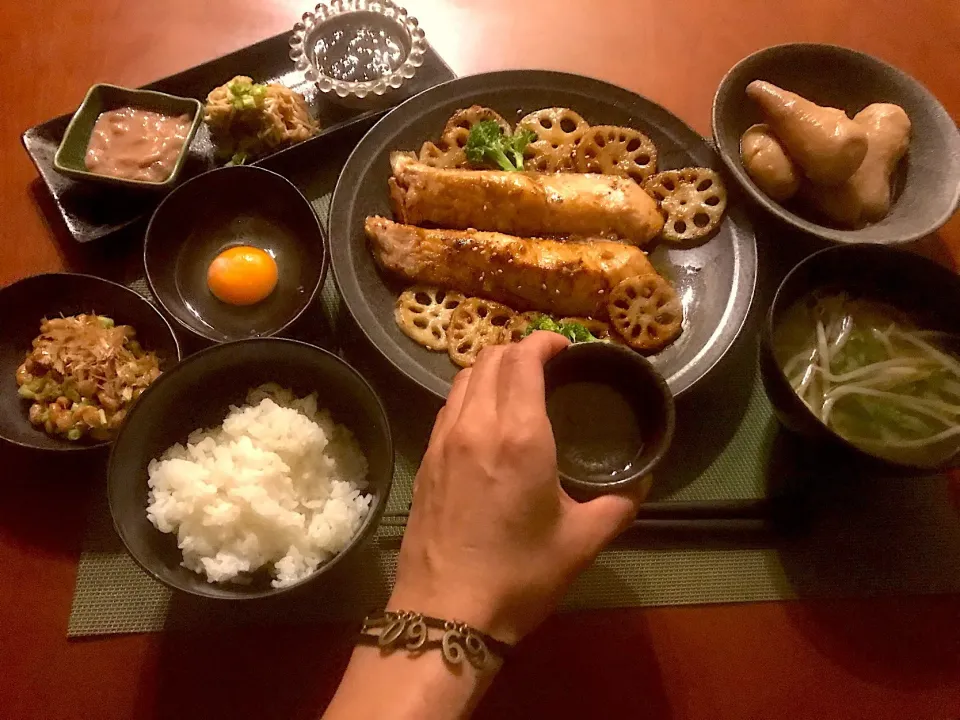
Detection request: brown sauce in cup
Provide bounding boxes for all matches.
[547,381,646,480]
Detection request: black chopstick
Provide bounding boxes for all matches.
[624,499,773,536]
[633,499,770,520]
[623,518,770,535]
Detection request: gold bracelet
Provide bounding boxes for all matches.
[358,610,512,670]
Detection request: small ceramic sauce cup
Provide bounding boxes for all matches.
[544,342,676,499]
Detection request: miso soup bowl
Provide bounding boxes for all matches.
[759,244,960,474]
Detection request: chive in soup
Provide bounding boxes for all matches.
[773,291,960,468]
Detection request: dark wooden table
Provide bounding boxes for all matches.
[2,1,959,717]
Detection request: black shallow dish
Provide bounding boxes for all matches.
[0,273,181,452]
[145,166,327,343]
[713,43,960,245]
[759,244,960,473]
[20,32,454,243]
[544,343,675,499]
[108,338,394,600]
[330,70,757,400]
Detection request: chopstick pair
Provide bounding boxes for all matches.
[380,498,773,533]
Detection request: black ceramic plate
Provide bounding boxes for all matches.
[21,33,454,244]
[329,70,757,400]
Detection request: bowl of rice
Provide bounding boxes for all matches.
[107,338,393,599]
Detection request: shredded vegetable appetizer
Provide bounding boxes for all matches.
[774,292,960,467]
[204,75,318,165]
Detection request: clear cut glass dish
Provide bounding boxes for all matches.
[289,0,427,108]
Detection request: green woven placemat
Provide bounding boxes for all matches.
[67,181,960,638]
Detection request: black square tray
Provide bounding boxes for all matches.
[21,32,454,243]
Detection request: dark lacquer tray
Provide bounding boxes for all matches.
[21,32,454,244]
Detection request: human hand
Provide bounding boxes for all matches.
[388,332,651,644]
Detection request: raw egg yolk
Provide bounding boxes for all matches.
[207,246,278,306]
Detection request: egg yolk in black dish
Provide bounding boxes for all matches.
[207,246,278,306]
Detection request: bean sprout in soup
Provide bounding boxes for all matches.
[774,291,960,468]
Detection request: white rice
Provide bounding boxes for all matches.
[146,383,371,588]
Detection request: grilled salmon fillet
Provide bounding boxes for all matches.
[388,153,664,246]
[366,216,658,317]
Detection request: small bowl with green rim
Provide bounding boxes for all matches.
[53,83,203,190]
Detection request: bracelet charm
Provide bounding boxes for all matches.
[359,610,510,670]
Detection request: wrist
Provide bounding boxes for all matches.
[324,637,496,720]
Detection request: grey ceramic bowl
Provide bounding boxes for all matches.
[53,83,203,190]
[108,338,394,600]
[544,342,675,499]
[713,43,960,245]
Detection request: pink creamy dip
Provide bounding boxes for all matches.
[84,107,191,182]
